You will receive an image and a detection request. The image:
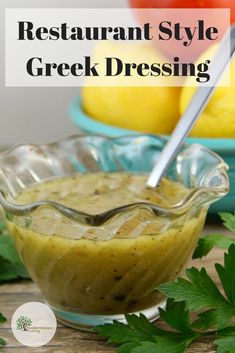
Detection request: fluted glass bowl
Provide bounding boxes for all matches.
[0,135,229,330]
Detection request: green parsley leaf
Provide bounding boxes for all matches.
[0,338,6,346]
[0,314,6,324]
[151,336,193,353]
[159,266,228,310]
[94,313,161,344]
[215,245,235,306]
[117,342,140,353]
[156,301,199,353]
[159,265,235,329]
[128,337,195,353]
[95,301,199,353]
[216,326,235,353]
[191,309,217,330]
[159,300,192,333]
[0,257,29,283]
[219,213,235,233]
[128,341,159,353]
[193,212,235,259]
[193,234,235,259]
[0,313,6,349]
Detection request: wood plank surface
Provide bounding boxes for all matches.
[0,223,232,353]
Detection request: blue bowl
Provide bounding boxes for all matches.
[70,97,235,213]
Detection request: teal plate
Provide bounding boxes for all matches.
[70,97,235,214]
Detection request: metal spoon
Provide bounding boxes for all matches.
[147,24,235,188]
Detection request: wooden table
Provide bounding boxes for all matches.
[0,223,231,353]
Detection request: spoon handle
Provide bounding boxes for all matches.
[147,24,235,188]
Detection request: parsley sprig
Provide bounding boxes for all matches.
[0,222,29,282]
[95,302,199,353]
[160,248,235,330]
[95,223,235,353]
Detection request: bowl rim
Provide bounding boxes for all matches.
[0,134,230,225]
[70,96,235,153]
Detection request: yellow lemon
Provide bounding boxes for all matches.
[82,42,181,135]
[180,45,235,138]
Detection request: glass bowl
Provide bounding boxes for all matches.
[0,135,229,330]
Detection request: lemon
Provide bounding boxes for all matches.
[82,42,180,135]
[180,45,235,138]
